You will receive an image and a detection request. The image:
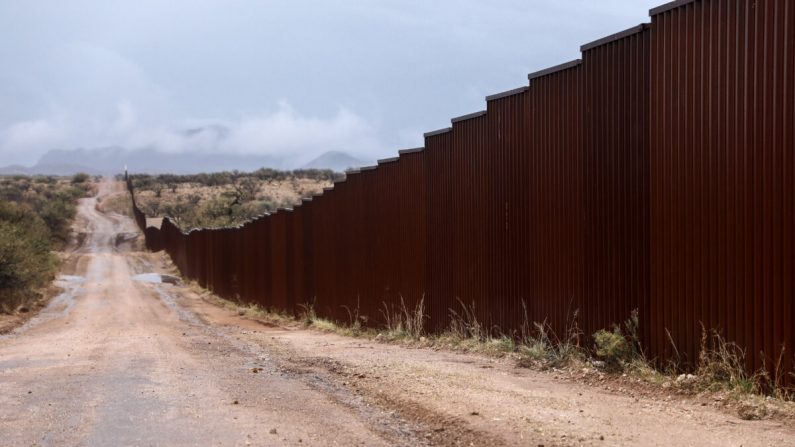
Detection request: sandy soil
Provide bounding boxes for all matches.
[0,182,414,446]
[1,180,793,446]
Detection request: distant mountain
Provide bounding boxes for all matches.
[302,151,368,172]
[0,165,34,176]
[0,162,100,176]
[0,146,371,176]
[1,147,284,176]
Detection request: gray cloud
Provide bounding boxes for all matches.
[0,0,661,166]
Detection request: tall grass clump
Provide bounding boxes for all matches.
[518,306,584,368]
[693,326,760,395]
[446,298,487,342]
[379,296,426,340]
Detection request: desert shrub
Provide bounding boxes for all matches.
[0,204,56,312]
[71,172,90,184]
[36,195,77,245]
[594,327,634,369]
[131,168,335,230]
[593,309,642,370]
[130,168,340,191]
[0,177,87,312]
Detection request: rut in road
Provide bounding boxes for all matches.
[0,181,421,446]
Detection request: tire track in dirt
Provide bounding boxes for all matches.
[0,181,423,446]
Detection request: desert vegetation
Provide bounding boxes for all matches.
[125,168,340,229]
[0,174,91,312]
[192,281,794,419]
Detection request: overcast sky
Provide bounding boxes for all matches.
[0,0,661,167]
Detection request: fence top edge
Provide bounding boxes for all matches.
[650,0,696,16]
[423,127,452,138]
[527,59,582,81]
[485,86,528,102]
[580,23,649,52]
[398,147,425,155]
[451,110,487,124]
[359,165,378,171]
[377,156,400,165]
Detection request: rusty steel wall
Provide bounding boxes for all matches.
[450,111,493,328]
[581,26,652,345]
[287,206,303,311]
[125,0,793,382]
[397,148,427,318]
[526,61,585,338]
[485,87,530,335]
[355,167,378,323]
[312,190,336,319]
[374,158,402,321]
[330,176,355,322]
[424,128,454,332]
[269,211,288,311]
[650,0,794,378]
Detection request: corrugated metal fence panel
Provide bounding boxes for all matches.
[332,178,355,322]
[425,129,454,332]
[374,160,402,322]
[527,62,585,339]
[581,26,652,345]
[352,171,373,322]
[256,216,273,309]
[450,112,497,330]
[313,192,337,319]
[357,169,378,323]
[270,211,288,311]
[486,88,529,335]
[287,206,302,313]
[301,200,315,306]
[196,230,206,290]
[650,0,794,379]
[238,223,252,303]
[397,149,427,321]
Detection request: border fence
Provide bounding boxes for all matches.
[127,0,794,383]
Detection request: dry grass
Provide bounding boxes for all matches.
[692,327,759,395]
[97,193,133,218]
[296,301,368,336]
[192,284,795,414]
[379,296,426,341]
[133,175,332,230]
[518,322,585,369]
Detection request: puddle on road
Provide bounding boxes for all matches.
[132,273,181,285]
[58,275,85,284]
[152,286,202,326]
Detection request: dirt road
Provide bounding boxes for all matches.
[1,182,793,446]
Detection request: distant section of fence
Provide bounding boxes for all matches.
[127,0,794,383]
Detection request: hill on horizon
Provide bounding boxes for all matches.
[301,151,368,172]
[0,148,368,176]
